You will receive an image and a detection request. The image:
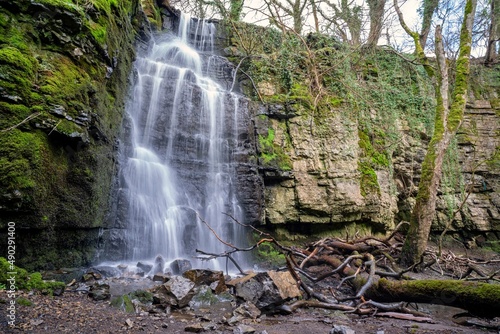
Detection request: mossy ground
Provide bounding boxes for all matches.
[0,257,65,294]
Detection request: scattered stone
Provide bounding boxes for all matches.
[170,259,192,275]
[234,324,256,334]
[153,272,170,283]
[125,318,134,328]
[137,261,153,273]
[233,301,261,320]
[267,270,302,299]
[93,266,122,278]
[73,47,84,57]
[89,283,110,301]
[183,269,226,293]
[52,286,65,296]
[330,325,355,334]
[184,323,204,333]
[164,275,195,307]
[117,264,128,271]
[30,319,44,326]
[49,104,66,117]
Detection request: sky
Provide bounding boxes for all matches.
[238,0,422,52]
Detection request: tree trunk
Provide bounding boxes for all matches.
[419,0,439,50]
[366,278,500,318]
[400,0,477,268]
[310,0,319,33]
[366,0,386,47]
[229,0,244,21]
[315,254,500,317]
[485,0,499,64]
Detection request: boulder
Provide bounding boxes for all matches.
[152,255,165,274]
[137,261,153,273]
[163,275,195,308]
[267,270,302,299]
[234,272,300,310]
[152,273,170,283]
[92,266,121,278]
[89,283,110,301]
[170,258,192,275]
[330,325,356,334]
[188,285,219,308]
[183,269,227,293]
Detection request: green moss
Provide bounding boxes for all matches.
[55,119,83,135]
[358,160,379,197]
[254,240,285,268]
[0,257,64,294]
[111,294,135,313]
[34,0,83,13]
[191,287,219,306]
[258,127,292,171]
[38,54,95,114]
[289,83,313,108]
[129,290,153,304]
[0,46,36,76]
[0,130,44,192]
[358,130,389,168]
[88,21,107,45]
[16,297,33,306]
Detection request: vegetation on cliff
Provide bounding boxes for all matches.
[0,0,143,270]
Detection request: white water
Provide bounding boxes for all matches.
[116,14,248,271]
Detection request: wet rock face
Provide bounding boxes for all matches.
[0,0,147,270]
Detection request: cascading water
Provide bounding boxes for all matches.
[110,14,249,271]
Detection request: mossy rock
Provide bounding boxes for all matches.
[110,294,135,313]
[0,257,65,294]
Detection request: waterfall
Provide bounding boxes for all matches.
[109,14,249,271]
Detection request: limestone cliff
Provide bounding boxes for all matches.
[228,26,500,245]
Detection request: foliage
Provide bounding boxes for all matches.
[258,127,292,171]
[253,238,286,268]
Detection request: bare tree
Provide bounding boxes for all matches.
[171,0,245,20]
[319,0,363,45]
[394,0,478,268]
[263,0,310,34]
[366,0,387,47]
[419,0,440,50]
[485,0,499,63]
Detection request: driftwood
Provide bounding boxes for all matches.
[196,213,500,324]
